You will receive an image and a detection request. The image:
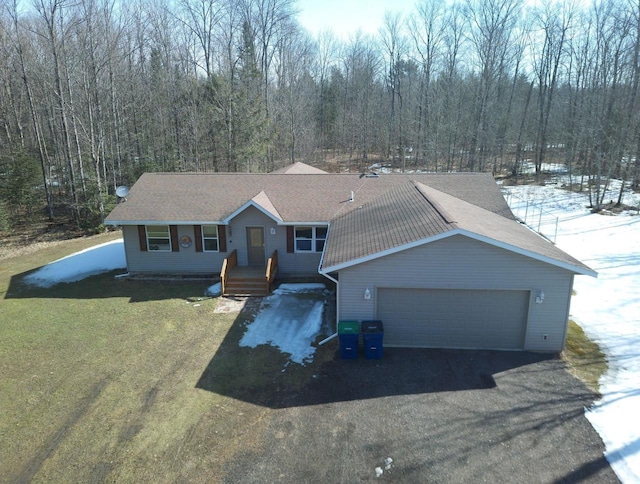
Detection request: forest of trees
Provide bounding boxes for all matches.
[1,0,639,230]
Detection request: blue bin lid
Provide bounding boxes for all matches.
[361,320,383,333]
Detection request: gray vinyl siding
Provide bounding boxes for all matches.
[337,234,575,352]
[227,206,272,267]
[122,225,226,275]
[228,206,321,276]
[122,205,321,276]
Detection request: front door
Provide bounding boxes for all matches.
[246,227,265,266]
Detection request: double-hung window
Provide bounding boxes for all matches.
[146,225,171,251]
[202,225,219,251]
[295,226,327,253]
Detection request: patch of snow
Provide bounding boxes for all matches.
[273,283,325,294]
[23,239,126,287]
[505,183,640,483]
[519,161,568,174]
[239,287,325,365]
[205,282,222,297]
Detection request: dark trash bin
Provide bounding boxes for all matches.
[361,320,383,359]
[338,321,360,359]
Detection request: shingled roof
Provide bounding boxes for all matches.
[321,181,452,269]
[270,161,328,174]
[320,181,596,276]
[105,172,513,224]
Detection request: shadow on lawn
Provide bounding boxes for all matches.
[4,270,214,303]
[195,306,556,409]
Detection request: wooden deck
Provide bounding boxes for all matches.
[221,250,279,296]
[228,266,266,278]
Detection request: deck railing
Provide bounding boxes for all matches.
[220,249,237,295]
[265,250,278,292]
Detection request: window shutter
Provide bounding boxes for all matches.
[170,225,179,252]
[138,225,147,252]
[194,225,203,252]
[218,225,227,252]
[287,226,294,253]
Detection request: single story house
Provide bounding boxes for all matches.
[105,163,596,352]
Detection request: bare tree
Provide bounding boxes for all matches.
[408,0,444,169]
[529,0,574,178]
[4,0,54,219]
[33,0,80,223]
[380,11,407,168]
[314,29,339,155]
[464,0,524,172]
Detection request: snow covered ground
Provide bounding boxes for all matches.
[239,283,328,366]
[24,239,126,287]
[504,181,640,483]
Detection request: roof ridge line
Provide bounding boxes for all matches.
[413,181,458,226]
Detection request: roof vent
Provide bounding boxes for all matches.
[365,172,379,178]
[349,191,354,202]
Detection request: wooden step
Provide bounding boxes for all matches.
[223,277,269,297]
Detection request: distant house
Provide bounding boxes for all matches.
[105,163,596,352]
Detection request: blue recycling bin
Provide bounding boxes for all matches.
[338,321,360,359]
[361,320,384,359]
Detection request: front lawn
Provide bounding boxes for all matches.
[0,234,272,482]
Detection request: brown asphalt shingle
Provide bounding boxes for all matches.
[105,172,513,224]
[323,181,454,269]
[270,162,329,174]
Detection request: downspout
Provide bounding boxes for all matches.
[318,225,339,345]
[318,270,339,345]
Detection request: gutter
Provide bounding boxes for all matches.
[104,220,227,226]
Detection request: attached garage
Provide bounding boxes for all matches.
[377,288,530,350]
[318,178,597,353]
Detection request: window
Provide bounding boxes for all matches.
[202,225,219,252]
[315,226,327,252]
[147,225,171,251]
[295,226,327,253]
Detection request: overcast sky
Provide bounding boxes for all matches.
[295,0,418,39]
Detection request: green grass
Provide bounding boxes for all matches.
[562,320,608,394]
[0,233,276,482]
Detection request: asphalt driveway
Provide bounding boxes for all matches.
[200,345,617,483]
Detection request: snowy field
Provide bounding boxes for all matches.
[21,178,640,482]
[504,181,640,483]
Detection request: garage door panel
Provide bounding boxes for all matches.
[377,288,528,350]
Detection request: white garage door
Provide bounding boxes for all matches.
[377,288,529,350]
